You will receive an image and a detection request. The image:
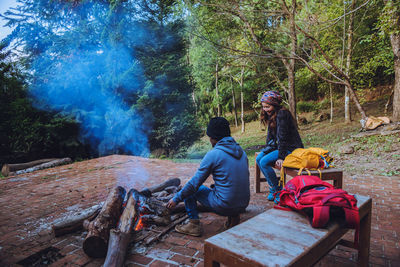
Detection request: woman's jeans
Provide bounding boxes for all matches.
[256,150,289,188]
[183,185,214,219]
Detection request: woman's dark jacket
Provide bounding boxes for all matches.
[265,109,303,160]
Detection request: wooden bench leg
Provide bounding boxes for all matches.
[255,162,261,193]
[358,199,372,266]
[204,244,220,267]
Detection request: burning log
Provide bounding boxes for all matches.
[139,177,181,197]
[141,214,171,226]
[52,204,102,237]
[103,192,138,267]
[82,186,126,258]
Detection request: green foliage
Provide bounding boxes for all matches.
[0,43,88,164]
[296,101,315,113]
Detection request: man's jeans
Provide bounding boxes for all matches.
[256,150,281,188]
[184,185,214,219]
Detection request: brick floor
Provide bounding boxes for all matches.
[0,155,399,266]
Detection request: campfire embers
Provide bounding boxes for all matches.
[78,178,183,267]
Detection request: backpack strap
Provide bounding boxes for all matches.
[312,206,330,228]
[344,208,360,248]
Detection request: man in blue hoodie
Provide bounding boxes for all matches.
[167,117,250,236]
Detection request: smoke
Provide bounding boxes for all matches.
[28,2,154,157]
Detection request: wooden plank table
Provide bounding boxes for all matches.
[204,195,372,267]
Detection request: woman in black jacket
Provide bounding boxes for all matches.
[256,91,303,201]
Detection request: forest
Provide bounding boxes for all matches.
[0,0,399,164]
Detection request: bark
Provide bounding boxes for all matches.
[103,193,137,267]
[52,204,102,237]
[1,158,66,177]
[391,32,400,121]
[82,186,126,258]
[240,66,245,133]
[215,61,221,117]
[231,76,238,127]
[344,0,357,123]
[330,84,334,123]
[285,0,298,123]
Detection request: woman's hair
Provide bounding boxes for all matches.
[260,106,281,130]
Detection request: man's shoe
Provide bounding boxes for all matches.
[175,219,202,237]
[224,215,240,229]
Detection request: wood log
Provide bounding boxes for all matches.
[83,186,126,258]
[103,193,137,267]
[5,158,72,176]
[52,204,102,237]
[140,177,181,197]
[141,214,171,226]
[1,158,58,176]
[144,214,188,245]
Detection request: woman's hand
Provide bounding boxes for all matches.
[275,159,283,169]
[166,199,177,209]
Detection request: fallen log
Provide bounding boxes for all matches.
[1,158,58,176]
[5,158,72,176]
[82,186,126,258]
[52,204,102,237]
[103,192,137,267]
[140,177,181,197]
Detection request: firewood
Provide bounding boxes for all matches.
[141,214,171,226]
[82,186,126,258]
[103,192,137,267]
[52,204,102,237]
[139,177,181,197]
[144,214,188,245]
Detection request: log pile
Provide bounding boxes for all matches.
[51,177,190,267]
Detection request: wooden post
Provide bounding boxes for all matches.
[82,186,126,258]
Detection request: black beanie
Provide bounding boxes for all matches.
[206,117,231,141]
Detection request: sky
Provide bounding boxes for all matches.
[0,0,18,40]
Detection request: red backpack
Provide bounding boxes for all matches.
[275,175,360,246]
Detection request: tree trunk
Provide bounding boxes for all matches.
[231,76,238,127]
[391,30,400,121]
[330,84,334,123]
[344,0,357,123]
[103,193,137,267]
[240,67,245,133]
[215,61,221,117]
[288,0,298,123]
[82,186,126,258]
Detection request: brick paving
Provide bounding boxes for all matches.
[0,155,399,266]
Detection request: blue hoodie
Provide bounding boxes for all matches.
[173,136,250,216]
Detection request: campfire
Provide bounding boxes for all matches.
[52,178,193,267]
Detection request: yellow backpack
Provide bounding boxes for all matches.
[279,147,333,186]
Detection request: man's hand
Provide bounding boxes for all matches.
[275,159,283,169]
[166,199,177,209]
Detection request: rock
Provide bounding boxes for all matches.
[298,117,308,125]
[339,144,355,154]
[316,113,330,122]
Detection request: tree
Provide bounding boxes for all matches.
[2,0,201,157]
[380,0,400,121]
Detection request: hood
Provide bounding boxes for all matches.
[214,136,243,159]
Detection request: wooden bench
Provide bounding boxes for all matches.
[204,195,372,267]
[255,152,343,193]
